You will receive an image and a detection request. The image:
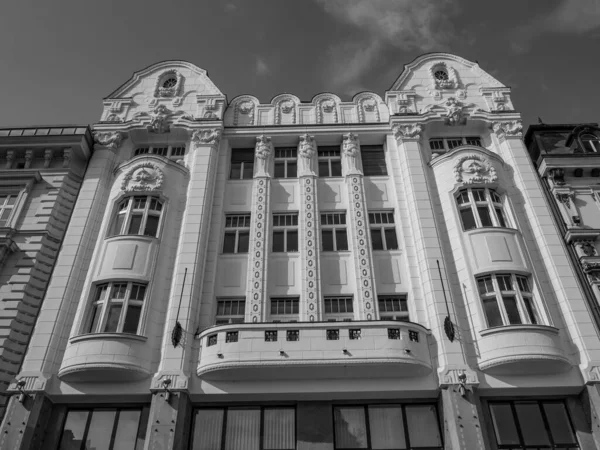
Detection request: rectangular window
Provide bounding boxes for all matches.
[456,188,508,230]
[272,213,299,252]
[361,145,387,176]
[489,401,578,449]
[133,145,186,159]
[191,407,295,450]
[58,407,148,450]
[0,193,17,227]
[378,295,409,321]
[216,298,246,325]
[465,136,482,146]
[428,137,483,153]
[333,404,442,449]
[270,297,299,322]
[324,296,354,321]
[476,274,541,328]
[368,211,398,250]
[321,212,348,251]
[318,146,342,177]
[274,147,297,179]
[109,196,163,238]
[447,138,463,149]
[429,139,445,151]
[230,148,254,179]
[87,282,147,335]
[223,214,251,253]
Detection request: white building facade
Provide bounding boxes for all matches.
[3,53,600,449]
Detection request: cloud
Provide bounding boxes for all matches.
[255,57,270,76]
[314,0,458,94]
[511,0,600,53]
[224,3,237,12]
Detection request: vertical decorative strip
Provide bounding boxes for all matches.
[247,135,273,323]
[298,134,321,321]
[342,133,377,320]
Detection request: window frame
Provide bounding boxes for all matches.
[223,214,251,254]
[133,144,186,160]
[377,295,409,321]
[320,212,349,252]
[0,191,19,228]
[215,298,246,325]
[318,146,342,178]
[272,213,299,252]
[360,145,388,176]
[85,281,148,335]
[270,297,300,322]
[323,296,355,321]
[230,148,255,180]
[274,147,298,179]
[456,188,508,231]
[476,273,542,328]
[429,136,483,152]
[108,195,164,238]
[368,211,399,251]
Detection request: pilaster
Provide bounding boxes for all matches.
[144,391,192,450]
[298,134,322,321]
[0,393,53,450]
[246,135,273,322]
[441,387,490,450]
[342,133,377,319]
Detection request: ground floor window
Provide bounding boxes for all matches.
[191,406,295,450]
[58,407,148,450]
[489,400,579,449]
[333,404,442,449]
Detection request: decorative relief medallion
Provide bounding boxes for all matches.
[453,154,498,184]
[275,99,297,125]
[121,163,164,192]
[444,97,466,126]
[357,97,380,122]
[191,128,222,147]
[492,120,523,139]
[93,131,125,149]
[392,124,423,142]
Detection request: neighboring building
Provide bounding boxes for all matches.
[2,54,600,449]
[525,123,600,328]
[0,126,92,418]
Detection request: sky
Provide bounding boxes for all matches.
[0,0,599,129]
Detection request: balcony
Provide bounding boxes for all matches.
[478,325,571,375]
[196,321,432,381]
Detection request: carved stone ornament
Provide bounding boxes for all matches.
[392,124,423,142]
[555,192,574,209]
[342,133,360,158]
[4,150,14,169]
[322,100,335,113]
[154,70,183,98]
[149,105,170,133]
[255,135,273,160]
[577,241,597,257]
[93,131,125,149]
[453,154,498,184]
[238,101,254,115]
[299,134,316,159]
[444,97,466,126]
[121,163,164,192]
[492,120,523,138]
[548,168,566,185]
[191,128,222,147]
[429,62,459,90]
[280,100,294,114]
[582,261,600,274]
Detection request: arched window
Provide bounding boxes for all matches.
[456,188,508,231]
[434,69,449,81]
[109,196,163,238]
[581,133,600,153]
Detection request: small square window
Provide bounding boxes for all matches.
[408,330,419,342]
[326,329,339,340]
[349,329,361,340]
[286,330,299,341]
[225,331,238,343]
[388,328,401,340]
[207,334,217,347]
[265,330,278,342]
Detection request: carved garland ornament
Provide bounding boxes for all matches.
[191,128,222,147]
[234,99,256,125]
[392,124,423,142]
[453,154,498,184]
[275,99,296,124]
[121,163,164,192]
[357,97,380,123]
[492,120,523,138]
[93,131,125,149]
[317,98,338,124]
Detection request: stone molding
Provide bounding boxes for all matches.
[151,372,189,391]
[438,366,480,387]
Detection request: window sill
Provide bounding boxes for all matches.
[105,234,159,241]
[70,332,148,344]
[464,226,518,234]
[479,324,558,337]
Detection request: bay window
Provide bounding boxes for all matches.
[477,274,540,328]
[87,282,147,334]
[110,196,163,238]
[456,188,507,231]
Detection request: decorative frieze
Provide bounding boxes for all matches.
[492,120,523,139]
[43,149,53,168]
[93,131,125,149]
[392,124,423,142]
[191,128,222,147]
[299,176,321,321]
[453,154,497,184]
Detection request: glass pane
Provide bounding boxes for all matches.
[287,162,297,178]
[287,230,298,252]
[515,403,551,446]
[123,305,142,334]
[88,304,103,333]
[483,297,503,327]
[59,410,89,450]
[274,162,286,179]
[223,232,236,253]
[478,206,493,227]
[111,214,125,236]
[490,404,520,446]
[104,305,122,332]
[384,229,398,250]
[85,410,116,450]
[273,231,285,252]
[460,208,477,231]
[334,407,368,448]
[371,229,384,250]
[242,162,254,179]
[322,230,334,251]
[225,409,260,450]
[523,297,539,325]
[112,410,141,450]
[230,162,241,179]
[5,195,16,206]
[543,403,577,444]
[368,406,407,449]
[336,229,348,251]
[237,231,250,253]
[193,409,224,450]
[264,408,295,449]
[405,405,442,447]
[503,296,522,324]
[128,214,143,235]
[318,161,330,177]
[495,208,507,227]
[143,215,159,237]
[331,160,342,177]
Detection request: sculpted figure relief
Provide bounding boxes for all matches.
[445,97,465,126]
[342,133,361,175]
[298,134,316,176]
[255,135,273,177]
[453,154,497,184]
